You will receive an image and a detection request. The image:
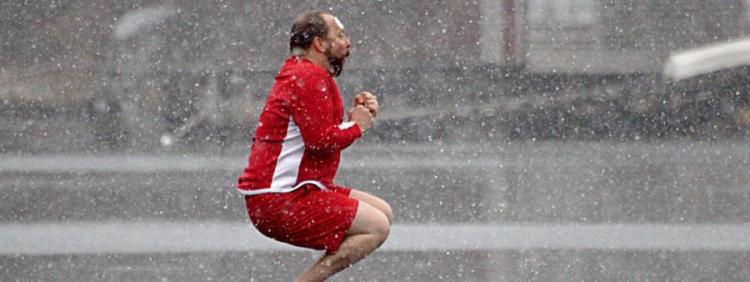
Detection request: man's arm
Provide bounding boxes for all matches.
[289,74,371,153]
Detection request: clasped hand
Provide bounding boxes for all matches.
[348,91,379,132]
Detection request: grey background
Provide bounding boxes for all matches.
[2,1,750,281]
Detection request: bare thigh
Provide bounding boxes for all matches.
[349,189,394,223]
[347,200,390,236]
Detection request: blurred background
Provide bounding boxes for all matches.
[2,0,750,281]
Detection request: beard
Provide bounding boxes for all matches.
[326,50,349,77]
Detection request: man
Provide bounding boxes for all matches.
[236,11,393,281]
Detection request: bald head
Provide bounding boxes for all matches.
[288,11,351,76]
[289,11,330,53]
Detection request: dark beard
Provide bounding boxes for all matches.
[326,50,349,77]
[329,57,344,77]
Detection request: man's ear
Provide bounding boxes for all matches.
[312,36,328,53]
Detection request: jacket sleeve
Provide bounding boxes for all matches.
[289,73,362,153]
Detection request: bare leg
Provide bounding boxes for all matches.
[349,189,394,224]
[295,201,390,282]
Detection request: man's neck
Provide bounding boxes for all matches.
[292,48,332,75]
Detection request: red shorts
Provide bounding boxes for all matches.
[244,184,359,254]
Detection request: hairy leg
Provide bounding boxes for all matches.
[349,189,394,224]
[295,201,390,282]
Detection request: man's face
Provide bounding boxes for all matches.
[322,15,351,77]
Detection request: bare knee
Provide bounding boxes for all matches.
[349,190,395,224]
[349,201,391,247]
[381,201,394,224]
[350,204,391,245]
[367,211,390,247]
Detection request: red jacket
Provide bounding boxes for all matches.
[237,57,362,195]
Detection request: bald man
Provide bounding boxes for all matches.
[236,10,392,281]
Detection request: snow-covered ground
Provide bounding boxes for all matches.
[2,221,749,255]
[2,141,750,280]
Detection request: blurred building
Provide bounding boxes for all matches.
[489,0,747,73]
[2,0,749,148]
[2,0,748,100]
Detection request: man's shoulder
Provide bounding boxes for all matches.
[291,65,329,81]
[285,68,333,91]
[280,57,328,78]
